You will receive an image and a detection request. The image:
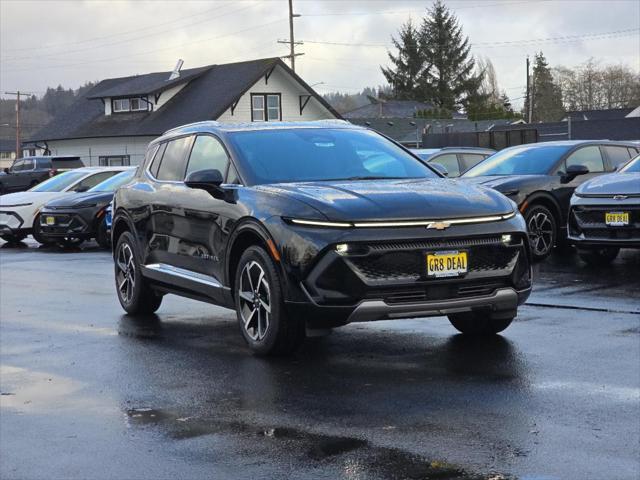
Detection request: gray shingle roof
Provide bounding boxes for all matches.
[342,100,467,120]
[28,57,340,143]
[564,108,635,121]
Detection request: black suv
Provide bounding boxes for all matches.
[112,121,532,355]
[0,156,84,194]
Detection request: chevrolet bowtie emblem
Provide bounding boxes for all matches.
[613,195,628,200]
[427,222,451,230]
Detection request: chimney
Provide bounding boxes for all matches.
[168,59,184,81]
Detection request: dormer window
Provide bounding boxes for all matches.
[112,97,147,113]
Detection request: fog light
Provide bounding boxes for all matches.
[335,243,349,254]
[501,234,512,244]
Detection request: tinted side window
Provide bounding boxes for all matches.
[185,135,229,177]
[429,153,460,176]
[156,137,192,181]
[460,153,486,172]
[36,158,52,169]
[149,143,166,178]
[603,146,631,170]
[73,171,117,191]
[565,146,604,173]
[22,159,34,170]
[12,160,25,171]
[628,147,639,159]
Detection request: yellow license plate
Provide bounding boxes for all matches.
[605,212,629,226]
[426,251,468,278]
[45,216,55,225]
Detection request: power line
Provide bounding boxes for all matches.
[300,1,533,16]
[3,3,259,62]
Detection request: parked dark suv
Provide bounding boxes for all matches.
[0,156,84,194]
[112,121,532,355]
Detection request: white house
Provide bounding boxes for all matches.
[26,58,341,166]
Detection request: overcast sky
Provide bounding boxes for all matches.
[1,0,639,109]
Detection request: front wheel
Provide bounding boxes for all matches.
[235,245,305,355]
[31,214,55,246]
[577,247,619,266]
[114,231,162,314]
[524,204,557,262]
[448,311,514,335]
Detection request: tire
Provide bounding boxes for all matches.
[234,245,305,355]
[1,233,27,243]
[31,214,55,246]
[448,311,514,335]
[96,220,110,249]
[577,247,619,266]
[114,231,162,314]
[524,204,557,262]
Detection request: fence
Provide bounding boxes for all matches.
[422,129,538,149]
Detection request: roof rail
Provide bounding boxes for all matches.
[163,120,222,135]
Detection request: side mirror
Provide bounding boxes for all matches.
[3,168,9,174]
[561,164,589,184]
[75,185,90,192]
[185,169,225,197]
[431,162,449,177]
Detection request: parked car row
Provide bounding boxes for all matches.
[411,146,495,177]
[0,166,131,246]
[0,155,84,194]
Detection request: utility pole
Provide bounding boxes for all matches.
[4,91,22,159]
[525,57,532,123]
[278,0,303,71]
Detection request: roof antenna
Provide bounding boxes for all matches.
[168,59,184,81]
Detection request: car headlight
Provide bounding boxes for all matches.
[284,218,353,228]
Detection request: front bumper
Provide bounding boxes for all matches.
[568,201,640,248]
[0,211,27,236]
[279,224,532,327]
[38,209,94,239]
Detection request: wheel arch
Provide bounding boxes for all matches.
[521,192,563,227]
[111,212,135,257]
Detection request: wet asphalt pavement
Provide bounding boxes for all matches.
[1,240,639,480]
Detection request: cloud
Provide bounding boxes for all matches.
[1,0,638,109]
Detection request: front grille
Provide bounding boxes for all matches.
[40,213,88,233]
[346,238,521,285]
[377,280,510,304]
[572,206,640,241]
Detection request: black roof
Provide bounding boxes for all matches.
[342,100,467,120]
[564,108,634,121]
[28,58,341,143]
[0,138,16,152]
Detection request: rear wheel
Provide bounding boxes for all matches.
[235,245,305,355]
[448,311,514,335]
[524,204,557,261]
[577,247,619,266]
[115,231,162,314]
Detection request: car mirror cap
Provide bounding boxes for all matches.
[185,169,226,198]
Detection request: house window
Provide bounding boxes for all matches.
[99,155,130,166]
[112,97,147,113]
[251,94,281,122]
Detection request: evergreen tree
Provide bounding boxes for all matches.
[380,19,425,100]
[525,52,565,122]
[419,0,482,111]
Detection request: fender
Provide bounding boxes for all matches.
[224,217,289,291]
[111,208,139,258]
[520,191,564,223]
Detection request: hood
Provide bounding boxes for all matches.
[463,174,549,191]
[44,191,114,208]
[0,190,69,207]
[260,178,514,222]
[576,172,640,196]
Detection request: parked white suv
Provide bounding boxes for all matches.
[0,166,128,244]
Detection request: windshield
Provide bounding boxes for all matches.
[620,155,640,173]
[30,170,87,192]
[88,169,136,192]
[463,144,572,177]
[228,128,438,185]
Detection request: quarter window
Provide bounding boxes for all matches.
[251,94,281,122]
[603,146,632,170]
[156,136,192,181]
[186,135,229,177]
[565,146,604,173]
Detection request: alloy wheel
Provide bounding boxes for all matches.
[116,243,136,304]
[527,211,554,256]
[238,260,271,341]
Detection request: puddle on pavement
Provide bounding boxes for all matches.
[121,406,503,479]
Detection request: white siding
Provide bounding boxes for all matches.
[44,136,157,166]
[216,66,335,123]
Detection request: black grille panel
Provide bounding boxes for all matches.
[347,241,520,284]
[572,206,640,241]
